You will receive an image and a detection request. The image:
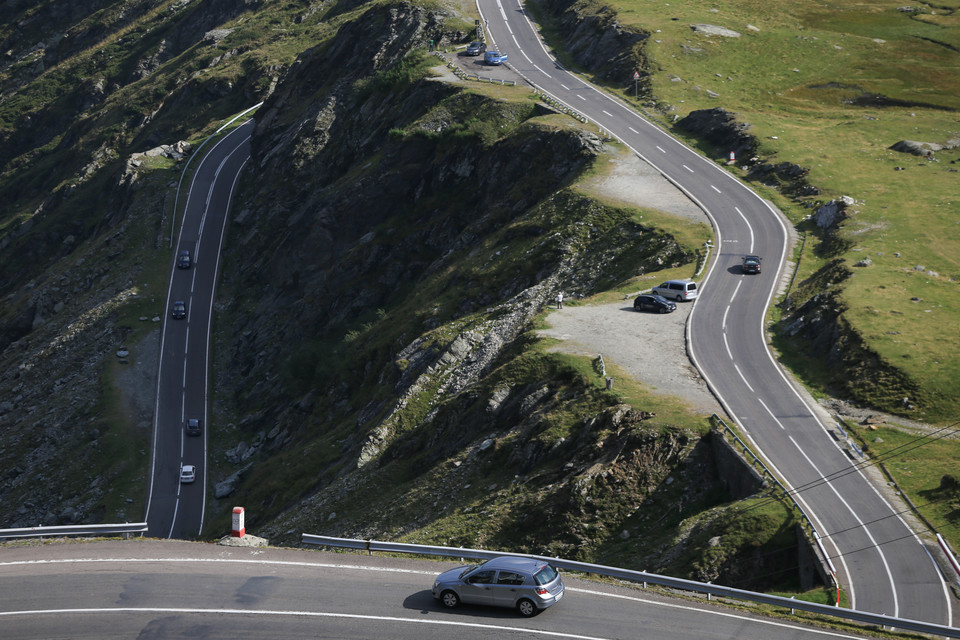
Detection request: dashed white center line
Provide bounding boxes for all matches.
[629,127,639,134]
[683,165,694,173]
[656,145,666,153]
[533,64,551,78]
[602,110,613,117]
[734,364,755,393]
[561,83,570,91]
[711,185,722,193]
[758,398,787,430]
[577,95,586,101]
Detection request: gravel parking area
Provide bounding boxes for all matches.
[539,300,722,415]
[538,150,723,416]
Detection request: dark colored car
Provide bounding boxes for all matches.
[484,50,508,66]
[433,556,564,617]
[742,255,761,274]
[177,249,191,269]
[171,300,186,319]
[634,294,676,314]
[465,41,486,56]
[186,418,201,436]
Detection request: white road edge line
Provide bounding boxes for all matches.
[788,435,900,618]
[0,557,868,639]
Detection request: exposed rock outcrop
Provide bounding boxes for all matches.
[531,0,651,87]
[889,138,960,157]
[675,107,758,161]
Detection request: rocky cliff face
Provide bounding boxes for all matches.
[0,0,803,591]
[194,3,806,591]
[532,0,650,89]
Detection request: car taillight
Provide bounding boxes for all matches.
[536,587,548,595]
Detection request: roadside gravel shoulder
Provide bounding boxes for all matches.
[539,300,722,416]
[537,147,724,415]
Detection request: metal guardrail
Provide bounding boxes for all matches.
[301,534,960,638]
[0,522,148,540]
[713,415,818,538]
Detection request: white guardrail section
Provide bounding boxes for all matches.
[0,523,148,540]
[302,534,960,638]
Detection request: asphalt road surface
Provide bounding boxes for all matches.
[0,540,890,640]
[475,0,956,627]
[144,120,253,540]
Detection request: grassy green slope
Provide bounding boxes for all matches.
[572,0,960,422]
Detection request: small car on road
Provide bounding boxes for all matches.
[177,249,191,269]
[186,418,201,437]
[634,294,676,314]
[465,41,486,56]
[742,255,761,274]
[171,300,186,319]
[179,464,196,483]
[484,50,508,65]
[433,556,564,617]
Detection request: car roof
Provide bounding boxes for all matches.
[481,556,549,572]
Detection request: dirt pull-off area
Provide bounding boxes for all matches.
[540,300,721,415]
[540,149,723,416]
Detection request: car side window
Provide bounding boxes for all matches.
[468,570,496,584]
[496,571,526,586]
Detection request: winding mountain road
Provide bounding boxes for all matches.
[476,0,955,626]
[0,540,892,639]
[144,120,253,540]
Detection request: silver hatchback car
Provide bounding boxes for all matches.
[432,556,564,617]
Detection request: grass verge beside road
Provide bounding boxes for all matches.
[561,0,960,423]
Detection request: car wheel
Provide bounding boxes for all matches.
[440,590,460,609]
[517,598,538,617]
[659,307,666,314]
[675,294,683,302]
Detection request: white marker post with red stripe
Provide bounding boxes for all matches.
[232,506,245,538]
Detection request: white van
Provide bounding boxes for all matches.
[652,279,699,301]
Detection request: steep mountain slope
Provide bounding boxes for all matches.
[0,0,808,592]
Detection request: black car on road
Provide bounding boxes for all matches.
[634,294,676,314]
[742,255,761,274]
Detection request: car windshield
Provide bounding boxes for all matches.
[459,560,487,578]
[534,565,558,585]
